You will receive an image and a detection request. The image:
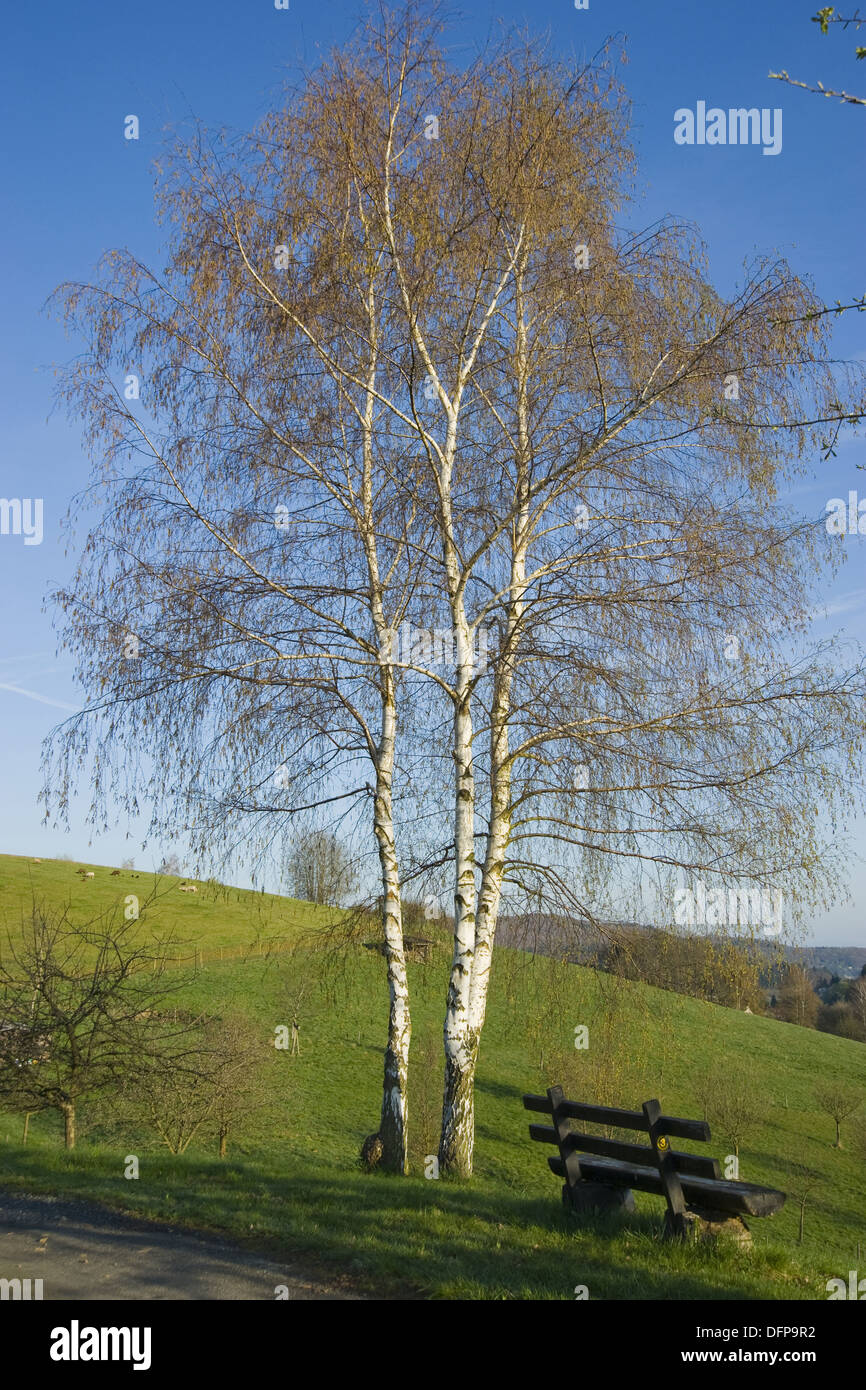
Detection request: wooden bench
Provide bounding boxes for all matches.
[523,1085,785,1240]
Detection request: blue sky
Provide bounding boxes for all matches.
[0,1,864,941]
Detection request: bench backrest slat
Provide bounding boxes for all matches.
[529,1123,720,1179]
[523,1092,710,1143]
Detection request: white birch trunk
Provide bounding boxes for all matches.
[373,688,411,1172]
[438,619,478,1176]
[437,411,479,1175]
[466,265,531,1102]
[359,265,411,1173]
[378,138,524,1175]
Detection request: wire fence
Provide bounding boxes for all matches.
[164,936,299,969]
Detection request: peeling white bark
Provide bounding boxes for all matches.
[468,261,531,1042]
[359,262,410,1174]
[373,692,411,1172]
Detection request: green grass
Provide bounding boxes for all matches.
[0,851,334,953]
[1,855,865,1299]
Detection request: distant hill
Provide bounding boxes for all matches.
[788,946,866,979]
[496,912,865,976]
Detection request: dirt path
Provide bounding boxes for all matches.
[0,1191,368,1300]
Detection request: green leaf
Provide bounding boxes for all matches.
[812,7,836,36]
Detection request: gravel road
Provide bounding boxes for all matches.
[0,1191,368,1300]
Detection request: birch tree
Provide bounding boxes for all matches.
[46,13,454,1171]
[334,9,866,1175]
[46,2,866,1182]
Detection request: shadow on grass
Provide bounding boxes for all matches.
[475,1075,527,1104]
[0,1145,791,1301]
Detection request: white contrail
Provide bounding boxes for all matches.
[0,682,79,712]
[819,589,866,620]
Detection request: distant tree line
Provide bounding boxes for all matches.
[594,928,866,1042]
[597,927,765,1012]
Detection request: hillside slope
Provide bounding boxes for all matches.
[1,854,864,1299]
[0,852,333,954]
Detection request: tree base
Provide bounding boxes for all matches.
[360,1133,384,1171]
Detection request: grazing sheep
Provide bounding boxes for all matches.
[31,858,41,864]
[178,883,198,893]
[110,868,121,876]
[83,871,95,880]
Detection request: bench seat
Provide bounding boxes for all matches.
[545,1153,785,1217]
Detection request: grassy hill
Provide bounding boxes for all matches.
[0,852,334,955]
[1,854,865,1299]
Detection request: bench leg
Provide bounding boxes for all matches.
[684,1208,753,1248]
[563,1182,636,1215]
[663,1209,692,1241]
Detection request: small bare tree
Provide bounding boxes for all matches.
[131,1046,212,1156]
[131,1014,275,1158]
[284,828,358,908]
[814,1082,861,1148]
[786,1161,822,1244]
[776,966,820,1028]
[698,1062,764,1157]
[0,903,192,1149]
[207,1016,278,1159]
